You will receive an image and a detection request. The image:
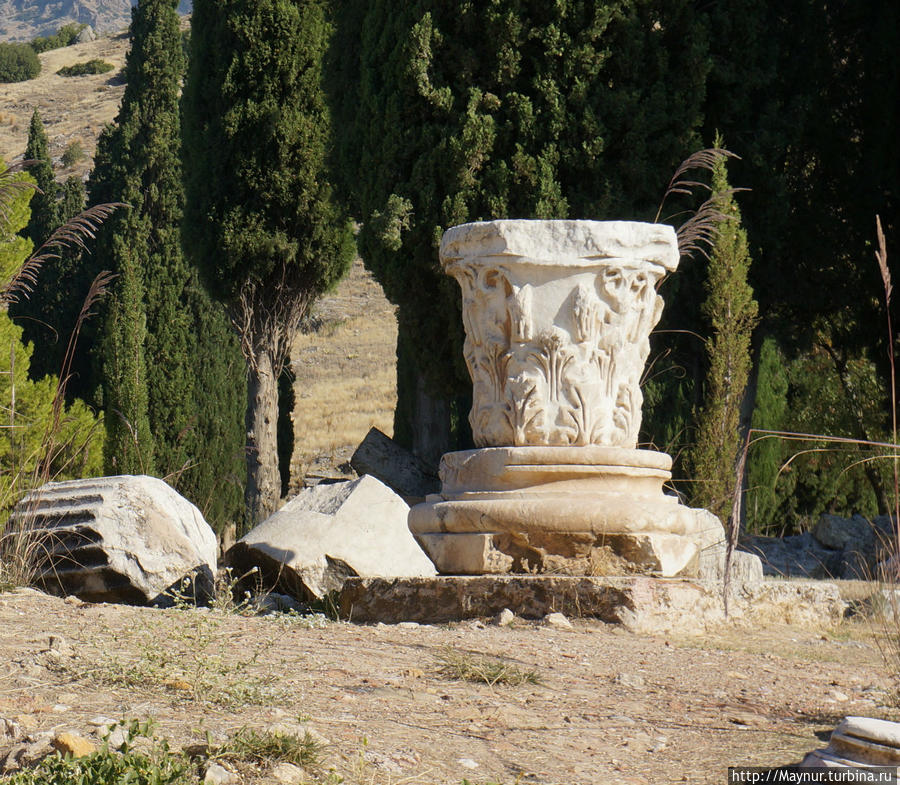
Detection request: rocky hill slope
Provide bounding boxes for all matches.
[0,0,190,41]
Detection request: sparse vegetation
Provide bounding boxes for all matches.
[0,42,40,83]
[69,607,289,708]
[437,649,542,687]
[213,727,321,768]
[0,720,193,785]
[56,59,115,77]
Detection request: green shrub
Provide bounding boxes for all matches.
[61,140,85,167]
[0,720,194,785]
[0,43,40,83]
[30,23,87,54]
[57,59,115,77]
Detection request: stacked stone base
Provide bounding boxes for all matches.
[338,575,846,633]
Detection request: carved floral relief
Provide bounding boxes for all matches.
[446,256,668,450]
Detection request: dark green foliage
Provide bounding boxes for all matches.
[753,347,890,533]
[10,169,90,387]
[688,148,758,522]
[60,141,85,167]
[57,59,115,77]
[21,110,58,250]
[330,0,708,463]
[91,0,246,530]
[29,23,87,54]
[0,42,40,82]
[11,113,76,386]
[745,336,788,534]
[183,0,355,521]
[101,227,155,474]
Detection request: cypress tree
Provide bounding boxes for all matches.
[330,0,709,466]
[22,109,58,248]
[688,146,758,523]
[745,336,788,534]
[91,0,245,529]
[183,0,355,523]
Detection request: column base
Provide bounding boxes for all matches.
[409,447,725,578]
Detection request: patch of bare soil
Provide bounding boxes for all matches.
[1,588,896,785]
[290,259,397,489]
[0,31,130,179]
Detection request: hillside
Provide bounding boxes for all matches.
[0,0,190,41]
[0,30,129,180]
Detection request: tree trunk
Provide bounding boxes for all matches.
[245,349,281,524]
[412,372,452,469]
[393,330,452,471]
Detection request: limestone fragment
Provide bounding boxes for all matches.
[227,475,436,600]
[11,476,217,605]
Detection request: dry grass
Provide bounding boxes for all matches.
[290,259,397,488]
[436,648,542,688]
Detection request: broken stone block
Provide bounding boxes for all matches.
[350,427,439,502]
[226,475,436,601]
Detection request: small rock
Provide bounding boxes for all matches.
[204,762,239,784]
[829,690,849,702]
[543,612,573,629]
[64,596,79,605]
[495,608,515,626]
[51,704,71,713]
[397,621,420,629]
[614,672,645,689]
[270,761,304,784]
[458,757,479,770]
[106,727,128,749]
[87,716,116,728]
[266,723,330,747]
[47,636,72,656]
[52,732,95,757]
[1,717,22,742]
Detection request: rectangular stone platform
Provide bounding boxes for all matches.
[338,575,847,633]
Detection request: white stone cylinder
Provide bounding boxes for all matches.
[441,220,679,449]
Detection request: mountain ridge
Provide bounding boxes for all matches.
[0,0,190,41]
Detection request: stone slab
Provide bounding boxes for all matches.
[350,427,439,502]
[338,575,846,633]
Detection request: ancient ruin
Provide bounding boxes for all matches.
[410,220,725,576]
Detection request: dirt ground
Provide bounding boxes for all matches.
[1,587,896,785]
